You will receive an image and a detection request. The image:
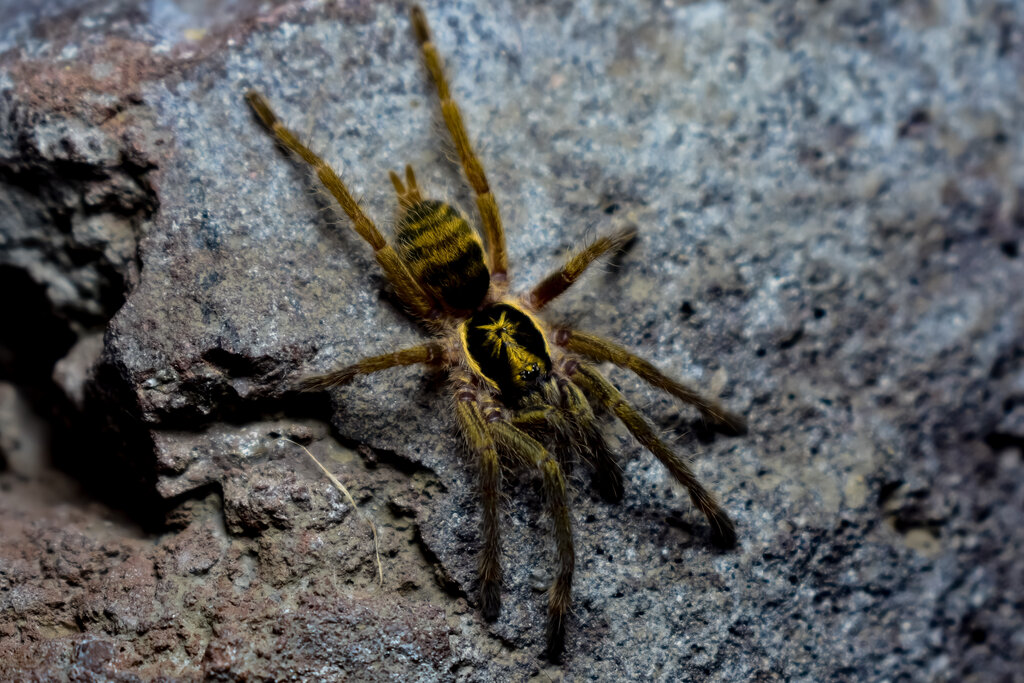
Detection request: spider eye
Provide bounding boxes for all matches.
[518,363,541,383]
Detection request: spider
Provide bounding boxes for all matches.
[245,5,746,661]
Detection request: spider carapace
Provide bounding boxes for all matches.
[246,5,746,661]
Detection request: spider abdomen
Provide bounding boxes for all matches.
[395,199,490,311]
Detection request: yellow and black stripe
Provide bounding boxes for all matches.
[395,200,490,311]
[461,303,552,404]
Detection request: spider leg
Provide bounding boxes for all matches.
[410,6,508,281]
[245,91,435,319]
[567,361,736,548]
[512,379,624,502]
[488,421,574,661]
[511,381,574,439]
[296,343,441,391]
[452,377,504,621]
[555,327,747,435]
[559,377,624,502]
[529,227,637,310]
[388,164,425,209]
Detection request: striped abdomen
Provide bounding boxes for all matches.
[395,199,490,311]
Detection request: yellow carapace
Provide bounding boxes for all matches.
[246,5,746,661]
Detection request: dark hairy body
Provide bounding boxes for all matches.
[245,6,745,660]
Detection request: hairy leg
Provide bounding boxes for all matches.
[410,6,508,280]
[452,375,504,621]
[512,378,624,502]
[558,378,624,502]
[297,343,441,391]
[489,421,574,661]
[529,227,637,310]
[567,360,736,548]
[388,164,426,209]
[556,327,746,434]
[246,91,435,318]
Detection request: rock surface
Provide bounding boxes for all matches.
[1,0,1023,680]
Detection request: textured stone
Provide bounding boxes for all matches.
[0,382,48,476]
[1,0,1023,680]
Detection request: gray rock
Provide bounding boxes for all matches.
[0,382,49,476]
[1,0,1022,680]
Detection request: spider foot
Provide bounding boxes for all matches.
[593,467,624,503]
[708,508,738,549]
[481,580,501,622]
[544,617,566,663]
[713,409,748,437]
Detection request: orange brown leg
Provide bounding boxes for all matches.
[556,327,747,435]
[567,360,736,548]
[410,6,508,281]
[452,375,504,621]
[529,227,637,310]
[246,91,435,318]
[489,420,574,660]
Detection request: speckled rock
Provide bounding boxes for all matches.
[1,0,1023,680]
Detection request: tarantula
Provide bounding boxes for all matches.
[246,6,745,660]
